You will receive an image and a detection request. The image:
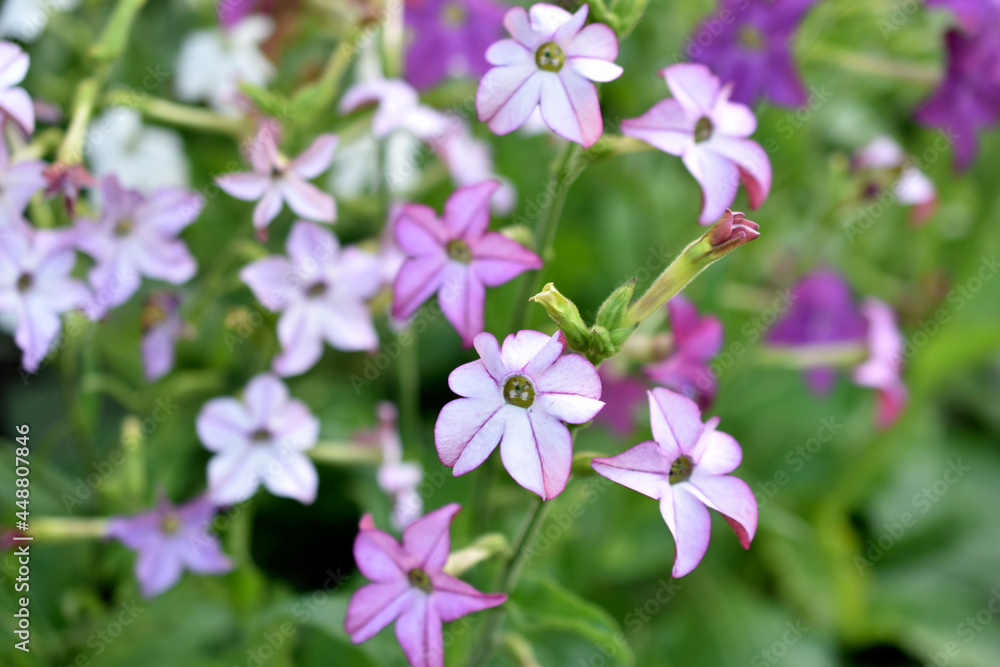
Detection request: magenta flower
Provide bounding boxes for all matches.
[240,221,382,376]
[689,0,820,107]
[141,292,187,382]
[476,3,623,147]
[622,64,771,224]
[0,41,34,135]
[74,176,202,319]
[345,504,506,667]
[645,296,724,409]
[108,494,233,597]
[593,364,648,436]
[197,373,320,505]
[404,0,506,90]
[852,299,907,429]
[435,330,604,499]
[0,226,89,372]
[915,28,1000,171]
[216,123,338,230]
[927,0,1000,35]
[592,388,757,578]
[392,181,541,346]
[0,134,45,228]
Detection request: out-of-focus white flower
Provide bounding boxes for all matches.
[0,0,79,43]
[85,108,190,192]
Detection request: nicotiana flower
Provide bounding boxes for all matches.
[852,299,908,429]
[404,0,506,90]
[435,330,604,499]
[217,0,269,27]
[592,388,757,578]
[240,221,382,376]
[645,295,724,409]
[86,108,191,192]
[74,176,202,319]
[0,0,79,43]
[593,364,648,436]
[345,504,506,667]
[0,134,46,228]
[621,64,771,224]
[0,225,89,372]
[339,77,449,140]
[197,373,320,505]
[175,14,275,113]
[216,123,338,230]
[108,494,233,598]
[476,3,623,147]
[356,402,425,530]
[916,28,1000,170]
[393,181,541,346]
[0,40,34,135]
[689,0,820,107]
[142,292,188,382]
[853,135,937,224]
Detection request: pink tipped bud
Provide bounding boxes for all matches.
[708,210,760,252]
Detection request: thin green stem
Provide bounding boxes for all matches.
[308,442,382,466]
[397,329,421,450]
[805,45,939,85]
[104,92,249,136]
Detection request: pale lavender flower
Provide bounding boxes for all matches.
[0,41,34,134]
[141,292,187,382]
[852,299,907,429]
[0,133,46,228]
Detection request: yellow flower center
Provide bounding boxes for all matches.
[669,455,694,485]
[503,375,535,408]
[114,218,135,237]
[694,116,713,143]
[739,26,766,51]
[16,273,33,292]
[160,514,181,534]
[408,568,433,592]
[446,239,472,263]
[535,42,565,72]
[441,1,467,27]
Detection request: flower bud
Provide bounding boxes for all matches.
[707,210,760,258]
[596,278,636,331]
[530,283,590,353]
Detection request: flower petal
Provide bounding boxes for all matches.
[216,172,271,201]
[435,397,504,468]
[500,329,556,373]
[135,541,185,597]
[261,450,318,504]
[393,256,448,321]
[470,232,542,287]
[290,133,338,179]
[430,573,507,622]
[272,304,325,376]
[662,63,720,117]
[196,398,253,452]
[448,360,503,401]
[402,503,460,571]
[242,373,289,424]
[566,22,619,61]
[253,187,283,229]
[686,474,757,549]
[648,388,704,456]
[591,440,671,500]
[354,516,407,581]
[345,581,412,643]
[438,263,485,347]
[706,137,771,210]
[486,40,531,67]
[689,418,742,474]
[395,204,449,257]
[535,352,601,400]
[240,257,297,311]
[660,486,712,578]
[682,145,740,224]
[483,69,543,136]
[395,596,443,667]
[500,409,572,500]
[443,181,497,239]
[473,332,506,381]
[620,99,692,156]
[279,177,336,223]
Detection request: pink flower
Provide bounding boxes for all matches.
[108,494,232,598]
[74,176,202,319]
[240,221,382,376]
[435,330,604,500]
[216,123,338,230]
[0,225,89,372]
[344,504,506,667]
[476,3,622,147]
[0,41,34,135]
[593,364,648,436]
[621,64,771,224]
[339,78,449,140]
[356,402,425,530]
[0,134,45,228]
[645,295,723,409]
[392,181,541,346]
[196,373,321,505]
[592,388,757,577]
[852,299,907,429]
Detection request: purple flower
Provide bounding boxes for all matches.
[74,176,202,319]
[645,295,724,409]
[0,225,89,372]
[477,3,623,147]
[0,133,46,228]
[593,365,649,436]
[916,28,1000,170]
[216,123,339,230]
[240,221,382,376]
[621,64,771,224]
[852,299,907,429]
[435,330,604,500]
[592,388,757,578]
[0,41,34,134]
[217,0,269,28]
[392,181,542,346]
[404,0,506,90]
[926,0,1000,35]
[141,292,187,382]
[344,504,506,667]
[108,494,233,597]
[197,373,321,505]
[689,0,820,107]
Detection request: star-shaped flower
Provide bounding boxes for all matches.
[0,40,34,135]
[592,388,757,578]
[0,225,89,372]
[392,181,541,346]
[216,123,339,230]
[0,133,46,228]
[621,64,771,224]
[404,0,507,90]
[196,373,321,505]
[435,330,604,500]
[345,504,506,667]
[240,221,382,376]
[645,295,724,409]
[476,3,623,147]
[107,494,233,598]
[689,0,820,107]
[74,176,202,319]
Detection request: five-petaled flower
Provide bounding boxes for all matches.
[216,123,339,231]
[196,373,321,505]
[241,221,382,376]
[435,330,604,500]
[392,181,541,346]
[345,504,506,667]
[592,388,757,577]
[107,494,233,597]
[0,40,34,134]
[477,3,623,147]
[621,64,771,224]
[74,175,203,320]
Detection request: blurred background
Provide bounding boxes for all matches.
[2,0,1000,665]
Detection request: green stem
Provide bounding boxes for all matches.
[397,328,421,449]
[104,92,249,136]
[308,442,382,466]
[29,517,109,541]
[806,46,938,85]
[57,77,101,165]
